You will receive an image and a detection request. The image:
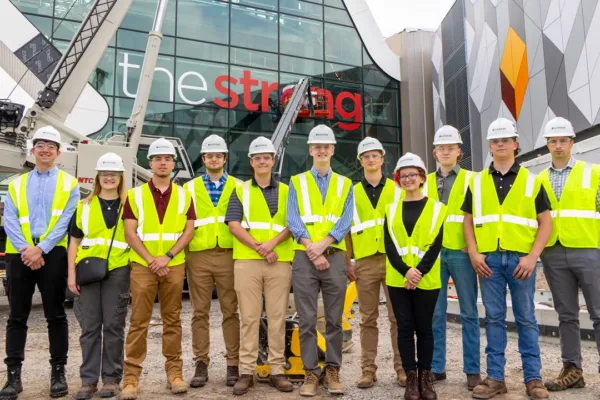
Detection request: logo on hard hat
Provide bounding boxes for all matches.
[551,126,566,130]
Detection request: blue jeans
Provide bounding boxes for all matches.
[432,248,480,375]
[479,251,541,383]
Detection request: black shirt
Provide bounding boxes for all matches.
[70,197,122,239]
[383,197,443,277]
[361,175,387,208]
[225,177,279,223]
[461,162,551,214]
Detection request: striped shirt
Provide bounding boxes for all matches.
[548,157,600,211]
[286,167,354,244]
[225,177,279,223]
[202,171,229,206]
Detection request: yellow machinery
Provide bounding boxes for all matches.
[255,281,357,382]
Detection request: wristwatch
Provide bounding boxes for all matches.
[166,251,174,260]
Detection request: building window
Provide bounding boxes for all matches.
[324,6,352,26]
[280,0,323,20]
[279,15,323,60]
[364,84,399,126]
[231,5,278,52]
[178,0,229,44]
[280,55,323,76]
[176,38,229,64]
[122,0,176,35]
[325,23,361,66]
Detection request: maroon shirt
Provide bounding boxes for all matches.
[122,179,196,224]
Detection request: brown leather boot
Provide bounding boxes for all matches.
[99,381,120,398]
[233,374,254,395]
[404,371,420,400]
[419,370,437,400]
[544,362,585,391]
[190,361,208,388]
[472,377,507,399]
[467,373,482,391]
[119,379,138,400]
[227,366,240,387]
[526,379,549,399]
[397,368,407,387]
[299,371,319,397]
[323,366,343,395]
[166,374,188,394]
[357,370,377,389]
[74,384,97,400]
[269,374,293,392]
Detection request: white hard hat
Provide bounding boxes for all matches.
[96,152,126,172]
[32,125,61,148]
[394,152,427,175]
[307,124,336,144]
[248,136,275,157]
[543,117,575,138]
[357,137,385,159]
[201,134,228,153]
[487,118,518,140]
[433,125,462,145]
[147,138,177,160]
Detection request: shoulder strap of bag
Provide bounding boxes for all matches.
[105,202,123,270]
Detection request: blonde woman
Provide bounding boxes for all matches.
[68,153,130,400]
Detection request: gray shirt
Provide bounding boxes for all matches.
[225,177,279,223]
[436,165,461,205]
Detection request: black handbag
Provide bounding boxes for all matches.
[76,204,122,286]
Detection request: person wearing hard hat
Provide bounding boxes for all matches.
[384,152,446,400]
[462,118,552,399]
[0,125,79,400]
[120,138,195,399]
[183,134,241,388]
[345,137,405,389]
[535,117,600,391]
[224,136,294,395]
[287,124,353,396]
[426,126,481,389]
[66,153,130,400]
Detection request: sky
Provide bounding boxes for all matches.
[365,0,457,38]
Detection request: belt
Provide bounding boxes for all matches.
[213,246,232,253]
[323,247,342,256]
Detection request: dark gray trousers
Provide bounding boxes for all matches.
[541,244,600,369]
[292,250,347,374]
[73,266,131,384]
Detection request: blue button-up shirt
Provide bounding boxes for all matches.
[286,167,354,244]
[202,171,229,206]
[3,167,79,253]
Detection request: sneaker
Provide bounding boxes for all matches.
[299,371,319,397]
[357,370,377,389]
[323,366,343,395]
[472,377,507,399]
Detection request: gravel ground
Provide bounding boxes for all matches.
[0,293,599,400]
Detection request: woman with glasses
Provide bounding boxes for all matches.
[384,153,447,400]
[68,153,130,400]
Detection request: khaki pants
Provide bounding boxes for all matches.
[186,249,240,366]
[234,260,292,375]
[355,253,402,373]
[123,263,185,381]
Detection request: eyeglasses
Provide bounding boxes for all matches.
[204,153,225,160]
[251,155,273,162]
[34,143,57,150]
[547,138,572,146]
[399,173,420,181]
[98,172,120,178]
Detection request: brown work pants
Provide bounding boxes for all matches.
[355,253,402,373]
[123,263,185,381]
[234,259,292,375]
[186,249,240,366]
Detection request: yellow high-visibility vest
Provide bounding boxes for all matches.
[184,175,239,251]
[538,161,600,248]
[351,179,402,259]
[470,168,542,254]
[385,198,447,290]
[75,197,129,270]
[5,170,77,253]
[422,169,473,250]
[127,183,191,267]
[290,171,352,251]
[232,180,293,262]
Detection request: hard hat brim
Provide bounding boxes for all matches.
[147,153,178,160]
[95,167,126,172]
[433,139,463,145]
[201,149,229,154]
[357,148,385,159]
[543,132,576,138]
[307,140,337,144]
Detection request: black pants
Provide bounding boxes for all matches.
[388,286,440,372]
[4,247,68,368]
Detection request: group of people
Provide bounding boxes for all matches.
[0,115,598,400]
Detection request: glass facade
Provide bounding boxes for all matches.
[12,0,401,182]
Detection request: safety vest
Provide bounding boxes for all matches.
[470,168,542,254]
[538,161,600,248]
[74,197,129,270]
[184,175,239,251]
[351,179,403,259]
[290,171,352,251]
[5,169,77,253]
[127,183,191,267]
[232,180,294,262]
[422,169,473,250]
[385,198,446,290]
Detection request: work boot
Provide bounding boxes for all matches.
[432,371,446,383]
[74,384,97,400]
[472,377,507,399]
[397,368,407,387]
[323,366,343,395]
[232,374,254,395]
[404,370,420,400]
[544,362,585,391]
[119,379,138,400]
[49,364,68,398]
[525,379,549,399]
[226,366,239,387]
[467,373,482,391]
[190,361,208,388]
[357,370,377,389]
[166,374,188,395]
[299,371,319,397]
[99,381,120,398]
[269,374,293,392]
[0,366,23,400]
[419,369,437,400]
